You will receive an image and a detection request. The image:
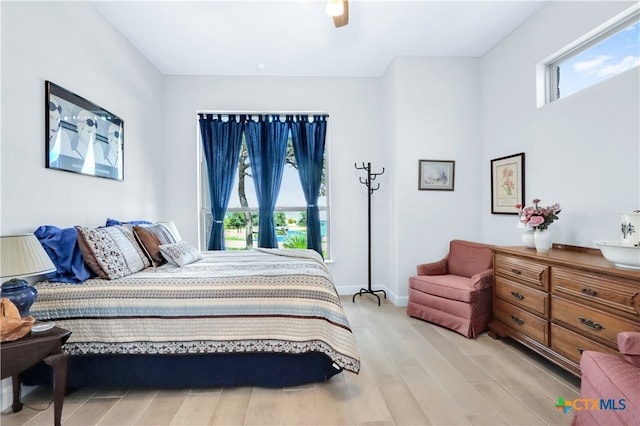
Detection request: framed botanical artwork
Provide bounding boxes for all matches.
[46,80,124,180]
[418,159,455,191]
[491,152,525,214]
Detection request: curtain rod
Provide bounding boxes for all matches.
[196,110,329,117]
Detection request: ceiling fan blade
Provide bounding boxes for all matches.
[332,0,349,28]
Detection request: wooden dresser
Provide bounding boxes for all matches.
[488,244,640,376]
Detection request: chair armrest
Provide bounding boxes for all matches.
[417,258,448,276]
[470,268,494,290]
[618,332,640,368]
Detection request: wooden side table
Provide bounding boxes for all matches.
[1,326,71,426]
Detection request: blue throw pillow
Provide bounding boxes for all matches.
[34,225,94,283]
[105,218,153,227]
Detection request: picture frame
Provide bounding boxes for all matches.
[418,159,455,191]
[491,152,525,214]
[46,80,124,180]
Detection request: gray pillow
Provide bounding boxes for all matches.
[159,241,202,267]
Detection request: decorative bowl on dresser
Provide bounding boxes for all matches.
[594,240,640,269]
[488,243,640,376]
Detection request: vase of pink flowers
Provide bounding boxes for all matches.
[516,199,561,253]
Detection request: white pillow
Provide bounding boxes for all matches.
[158,241,202,267]
[156,221,182,242]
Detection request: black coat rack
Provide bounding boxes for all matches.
[352,162,387,306]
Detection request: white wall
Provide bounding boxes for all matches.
[0,1,165,235]
[383,57,483,302]
[161,76,391,296]
[163,59,482,303]
[0,1,164,409]
[480,1,639,247]
[3,1,633,302]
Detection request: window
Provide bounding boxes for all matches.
[538,5,639,106]
[197,114,330,257]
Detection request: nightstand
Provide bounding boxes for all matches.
[1,326,71,426]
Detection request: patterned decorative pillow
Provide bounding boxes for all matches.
[76,225,151,279]
[158,241,203,267]
[133,224,177,267]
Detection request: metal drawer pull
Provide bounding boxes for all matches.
[578,317,604,330]
[510,291,525,301]
[510,315,525,325]
[511,268,522,275]
[581,288,598,297]
[577,347,584,354]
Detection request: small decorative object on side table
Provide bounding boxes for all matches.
[1,325,71,426]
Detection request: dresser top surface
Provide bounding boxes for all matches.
[494,245,640,281]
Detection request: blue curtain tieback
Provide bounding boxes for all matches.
[308,204,316,208]
[213,219,224,224]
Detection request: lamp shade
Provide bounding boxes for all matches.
[0,234,56,279]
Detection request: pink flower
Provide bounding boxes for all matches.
[518,198,561,230]
[528,216,545,227]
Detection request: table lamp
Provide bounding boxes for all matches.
[0,234,56,317]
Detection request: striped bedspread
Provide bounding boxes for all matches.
[30,248,360,374]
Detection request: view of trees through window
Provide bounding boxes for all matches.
[199,128,329,256]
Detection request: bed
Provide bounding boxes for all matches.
[24,246,360,389]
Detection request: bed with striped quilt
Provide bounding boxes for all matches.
[27,248,360,388]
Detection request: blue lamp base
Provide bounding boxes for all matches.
[1,278,38,318]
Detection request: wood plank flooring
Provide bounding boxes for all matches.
[1,295,580,425]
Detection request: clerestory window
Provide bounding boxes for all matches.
[538,5,639,106]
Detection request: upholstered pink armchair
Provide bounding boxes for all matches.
[572,332,640,426]
[407,239,494,338]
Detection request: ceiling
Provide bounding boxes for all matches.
[92,0,548,77]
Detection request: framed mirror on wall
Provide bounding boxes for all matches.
[46,80,124,181]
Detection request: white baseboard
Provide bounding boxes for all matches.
[1,376,43,413]
[1,379,11,412]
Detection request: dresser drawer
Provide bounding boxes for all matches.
[495,299,548,345]
[552,267,640,320]
[495,254,549,290]
[552,296,640,348]
[495,276,548,318]
[550,324,620,365]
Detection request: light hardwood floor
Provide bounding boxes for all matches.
[1,295,580,425]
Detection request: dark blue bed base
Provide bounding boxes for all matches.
[23,352,342,389]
